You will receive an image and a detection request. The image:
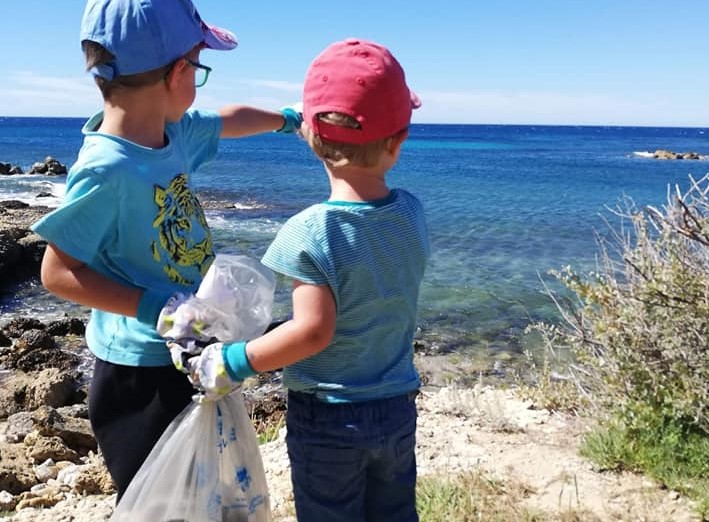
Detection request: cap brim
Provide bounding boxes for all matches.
[202,22,238,51]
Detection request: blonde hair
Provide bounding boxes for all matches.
[82,40,174,99]
[301,113,394,168]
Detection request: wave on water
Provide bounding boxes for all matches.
[232,201,268,210]
[632,151,656,158]
[0,175,66,207]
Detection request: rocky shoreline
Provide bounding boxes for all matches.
[0,197,291,517]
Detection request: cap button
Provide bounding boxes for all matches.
[345,38,360,45]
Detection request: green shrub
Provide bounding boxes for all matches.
[528,174,709,509]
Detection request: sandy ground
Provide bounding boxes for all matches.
[7,385,702,522]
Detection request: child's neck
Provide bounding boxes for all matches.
[327,166,390,202]
[98,90,169,148]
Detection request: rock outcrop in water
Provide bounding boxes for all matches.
[0,157,68,177]
[0,201,50,291]
[653,149,706,160]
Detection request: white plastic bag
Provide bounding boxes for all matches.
[195,254,276,342]
[110,393,271,522]
[110,253,276,521]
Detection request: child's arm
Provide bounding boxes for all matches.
[218,105,302,138]
[41,243,183,332]
[245,280,336,371]
[41,243,142,316]
[174,279,335,395]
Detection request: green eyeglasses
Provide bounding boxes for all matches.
[186,59,212,88]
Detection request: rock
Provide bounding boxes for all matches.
[71,463,114,495]
[27,436,79,464]
[0,445,36,494]
[0,234,24,284]
[0,164,24,176]
[2,318,45,338]
[34,459,59,483]
[4,412,35,443]
[54,460,114,494]
[17,233,46,273]
[29,162,47,174]
[0,370,83,417]
[56,404,89,420]
[653,149,705,160]
[0,489,17,510]
[3,341,81,374]
[0,201,29,210]
[32,406,97,454]
[29,157,67,176]
[15,330,55,351]
[46,318,86,337]
[0,202,51,290]
[15,492,64,510]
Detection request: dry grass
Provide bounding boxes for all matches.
[416,470,600,522]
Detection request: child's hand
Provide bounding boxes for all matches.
[168,340,242,402]
[156,294,215,342]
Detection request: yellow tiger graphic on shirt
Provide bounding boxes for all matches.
[150,173,213,285]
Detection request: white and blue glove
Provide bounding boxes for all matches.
[168,340,256,402]
[154,293,216,342]
[137,290,212,342]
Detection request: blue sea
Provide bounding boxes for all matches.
[1,116,707,368]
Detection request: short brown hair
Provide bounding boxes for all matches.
[301,112,398,168]
[82,40,173,99]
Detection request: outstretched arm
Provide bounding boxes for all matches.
[219,104,302,138]
[218,105,286,138]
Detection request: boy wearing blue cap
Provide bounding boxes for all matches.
[31,0,301,501]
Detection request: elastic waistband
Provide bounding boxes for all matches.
[287,389,419,423]
[288,389,418,404]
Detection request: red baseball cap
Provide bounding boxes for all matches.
[303,38,421,144]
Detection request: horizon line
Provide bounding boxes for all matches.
[0,115,707,130]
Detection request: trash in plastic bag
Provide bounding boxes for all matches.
[109,393,271,522]
[172,254,277,343]
[195,254,276,342]
[110,253,276,521]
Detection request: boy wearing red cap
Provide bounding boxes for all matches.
[31,0,301,501]
[176,38,429,521]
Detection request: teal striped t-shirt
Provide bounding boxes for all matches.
[261,188,430,403]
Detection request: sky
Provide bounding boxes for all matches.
[1,1,708,127]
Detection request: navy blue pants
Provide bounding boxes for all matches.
[286,390,419,522]
[88,358,194,502]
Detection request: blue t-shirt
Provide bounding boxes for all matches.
[261,189,430,402]
[32,109,222,366]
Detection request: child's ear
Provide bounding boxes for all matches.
[387,128,409,154]
[164,59,187,90]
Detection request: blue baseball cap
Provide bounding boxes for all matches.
[81,0,238,81]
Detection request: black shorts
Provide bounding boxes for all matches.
[88,358,194,502]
